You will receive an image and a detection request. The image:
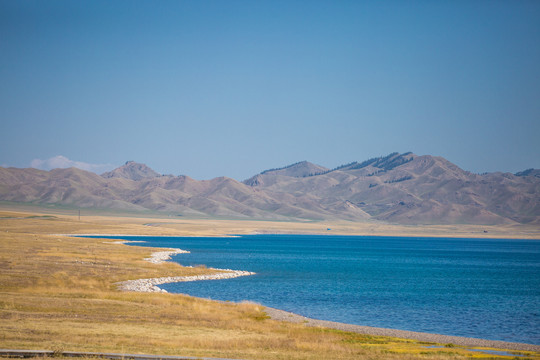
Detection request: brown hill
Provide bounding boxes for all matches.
[102,161,161,181]
[242,153,540,225]
[0,153,538,225]
[244,161,329,186]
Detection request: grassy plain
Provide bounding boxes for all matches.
[1,204,539,360]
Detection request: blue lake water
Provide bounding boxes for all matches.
[91,234,540,345]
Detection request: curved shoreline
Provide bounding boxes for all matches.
[265,307,540,352]
[114,244,539,353]
[117,270,257,293]
[116,246,255,293]
[144,248,190,263]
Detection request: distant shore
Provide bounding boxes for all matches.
[5,202,536,240]
[114,243,540,353]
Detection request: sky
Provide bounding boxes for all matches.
[1,0,539,180]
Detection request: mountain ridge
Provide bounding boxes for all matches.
[1,153,538,225]
[101,161,161,181]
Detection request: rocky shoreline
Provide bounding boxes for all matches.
[144,248,190,263]
[117,247,255,293]
[117,270,256,293]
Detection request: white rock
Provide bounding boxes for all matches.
[117,270,256,292]
[117,247,255,292]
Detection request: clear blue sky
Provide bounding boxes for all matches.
[1,0,539,180]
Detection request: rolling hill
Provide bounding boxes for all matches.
[1,153,538,225]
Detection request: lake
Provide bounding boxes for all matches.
[91,234,540,345]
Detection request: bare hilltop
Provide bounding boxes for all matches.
[1,152,539,225]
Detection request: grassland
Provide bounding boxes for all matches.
[1,205,539,360]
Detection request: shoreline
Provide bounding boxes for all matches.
[117,270,257,293]
[264,307,540,352]
[113,244,540,353]
[66,232,540,240]
[114,246,255,292]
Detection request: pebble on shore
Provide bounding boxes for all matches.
[117,247,255,293]
[144,248,190,263]
[117,270,256,293]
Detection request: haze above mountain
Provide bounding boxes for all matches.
[1,153,538,225]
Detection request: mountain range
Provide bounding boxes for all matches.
[1,153,539,225]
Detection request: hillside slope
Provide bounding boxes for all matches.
[243,153,539,225]
[1,154,538,225]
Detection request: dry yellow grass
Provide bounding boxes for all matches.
[1,206,538,360]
